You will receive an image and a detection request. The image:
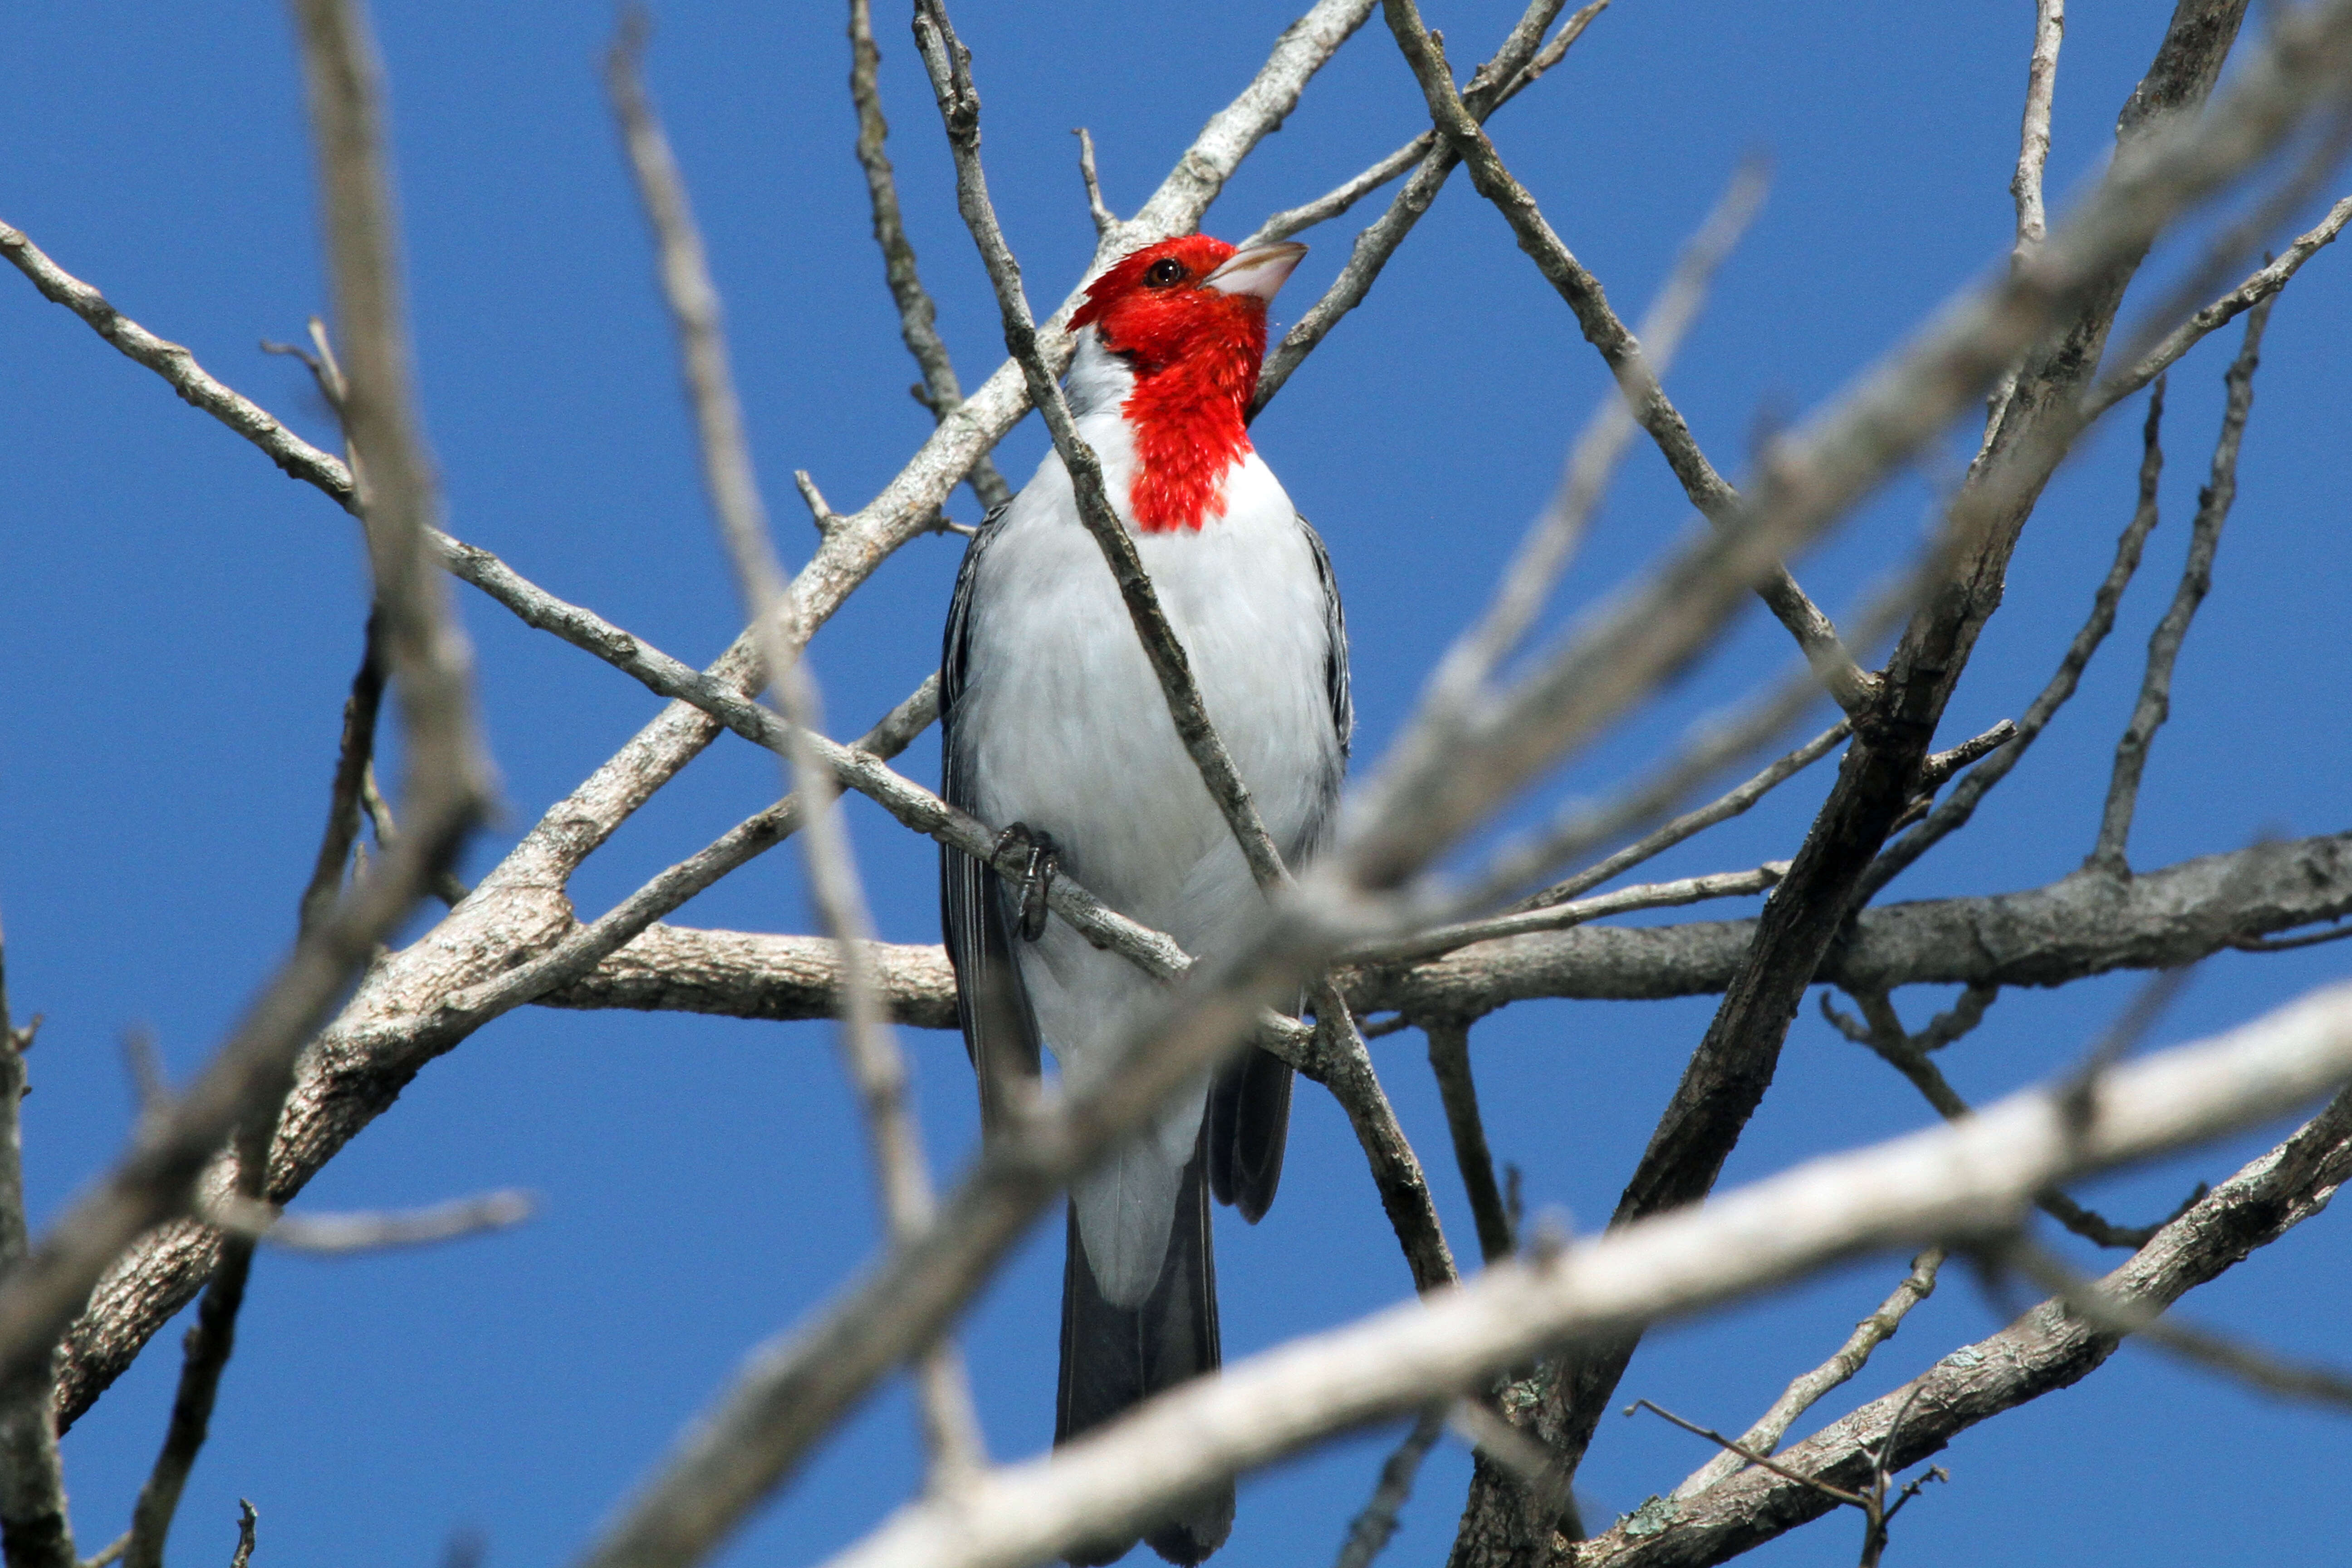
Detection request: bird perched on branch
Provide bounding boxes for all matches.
[940,233,1348,1565]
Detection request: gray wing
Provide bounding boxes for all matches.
[1296,511,1351,854]
[938,504,1042,1134]
[1209,510,1348,1224]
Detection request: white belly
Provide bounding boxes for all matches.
[949,426,1339,1301]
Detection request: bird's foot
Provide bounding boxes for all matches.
[995,822,1061,941]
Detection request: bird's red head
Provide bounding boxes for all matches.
[1071,234,1306,532]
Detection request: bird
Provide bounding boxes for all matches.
[939,233,1349,1565]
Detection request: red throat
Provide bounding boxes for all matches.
[1071,237,1269,534]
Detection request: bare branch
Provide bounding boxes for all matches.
[1672,1250,1943,1500]
[1332,1411,1445,1568]
[558,828,2352,1029]
[2090,297,2272,873]
[1998,1238,2352,1408]
[297,611,386,936]
[433,532,1212,994]
[0,916,77,1568]
[1425,1019,1515,1264]
[2089,192,2352,418]
[607,15,982,1487]
[442,681,940,1028]
[1627,1401,1865,1509]
[227,1503,255,1568]
[1349,865,1785,971]
[1580,1091,2352,1566]
[204,1190,531,1255]
[1830,988,2183,1250]
[1071,127,1117,237]
[846,0,1011,512]
[1865,380,2168,899]
[1510,722,1850,915]
[1406,157,1770,745]
[1248,0,1607,254]
[122,1240,250,1568]
[809,979,2352,1568]
[2012,0,2066,262]
[1310,990,1458,1293]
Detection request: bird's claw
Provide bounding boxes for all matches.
[996,822,1060,942]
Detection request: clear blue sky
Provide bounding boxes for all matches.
[4,3,2349,1566]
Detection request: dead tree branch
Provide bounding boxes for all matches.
[2089,297,2273,873]
[807,980,2352,1568]
[846,0,1011,512]
[1580,1083,2352,1567]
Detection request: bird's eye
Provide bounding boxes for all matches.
[1143,258,1186,288]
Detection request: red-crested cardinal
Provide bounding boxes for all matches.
[940,234,1348,1564]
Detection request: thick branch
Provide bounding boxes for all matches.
[809,982,2352,1568]
[1580,1087,2352,1567]
[545,831,2352,1028]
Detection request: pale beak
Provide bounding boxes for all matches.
[1203,240,1308,302]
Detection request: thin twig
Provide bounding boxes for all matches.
[123,1240,251,1568]
[1351,865,1786,970]
[1864,380,2170,898]
[2089,297,2273,874]
[1424,1020,1514,1264]
[203,1191,532,1254]
[1332,1410,1445,1568]
[1071,128,1117,237]
[356,764,470,907]
[2232,921,2352,953]
[846,0,1011,512]
[227,1502,255,1568]
[2088,193,2352,420]
[608,15,983,1489]
[1673,1249,1942,1499]
[1625,1400,1865,1508]
[297,611,386,935]
[1512,722,1849,914]
[1984,0,2066,433]
[0,914,77,1568]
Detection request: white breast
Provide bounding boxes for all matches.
[948,334,1342,1300]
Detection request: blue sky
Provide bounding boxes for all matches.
[3,2,2349,1566]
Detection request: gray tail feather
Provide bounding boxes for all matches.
[1057,1129,1233,1565]
[1208,1046,1293,1224]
